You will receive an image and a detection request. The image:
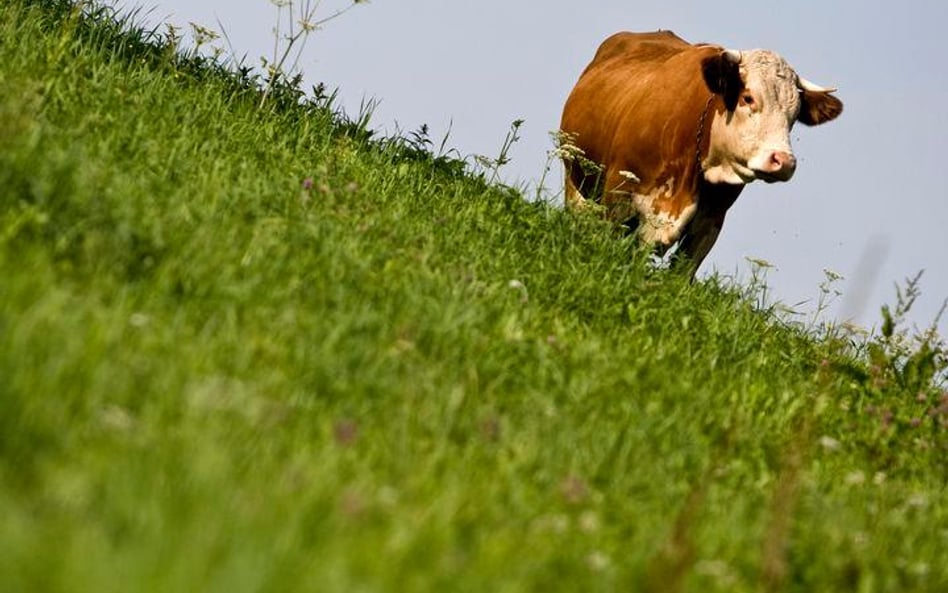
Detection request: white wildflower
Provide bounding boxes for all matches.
[845,471,866,485]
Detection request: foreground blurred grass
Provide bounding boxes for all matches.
[1,2,945,591]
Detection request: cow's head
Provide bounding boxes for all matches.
[700,48,843,185]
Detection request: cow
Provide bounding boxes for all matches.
[559,30,843,273]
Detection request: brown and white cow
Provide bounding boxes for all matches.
[560,30,843,272]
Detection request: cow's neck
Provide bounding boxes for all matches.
[694,94,716,174]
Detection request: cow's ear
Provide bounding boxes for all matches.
[701,50,742,111]
[798,90,843,126]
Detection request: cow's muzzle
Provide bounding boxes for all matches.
[754,150,797,182]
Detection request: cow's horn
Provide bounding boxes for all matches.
[723,48,742,64]
[797,76,838,93]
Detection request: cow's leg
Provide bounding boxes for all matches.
[677,212,725,275]
[676,185,742,276]
[600,169,640,226]
[564,172,589,211]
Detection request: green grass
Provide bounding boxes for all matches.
[1,1,945,591]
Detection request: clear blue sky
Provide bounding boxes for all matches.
[127,0,948,336]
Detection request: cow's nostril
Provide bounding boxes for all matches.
[769,151,796,173]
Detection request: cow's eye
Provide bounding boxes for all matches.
[741,94,755,107]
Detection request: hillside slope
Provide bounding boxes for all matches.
[1,2,945,592]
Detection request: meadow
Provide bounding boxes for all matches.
[0,1,945,591]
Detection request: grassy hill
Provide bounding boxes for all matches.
[1,1,945,591]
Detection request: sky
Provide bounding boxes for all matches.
[123,0,948,337]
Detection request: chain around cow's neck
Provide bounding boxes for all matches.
[695,94,716,171]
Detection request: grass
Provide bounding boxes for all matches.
[0,1,945,591]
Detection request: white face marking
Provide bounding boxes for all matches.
[703,50,802,185]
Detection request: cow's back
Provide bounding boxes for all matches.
[584,30,692,74]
